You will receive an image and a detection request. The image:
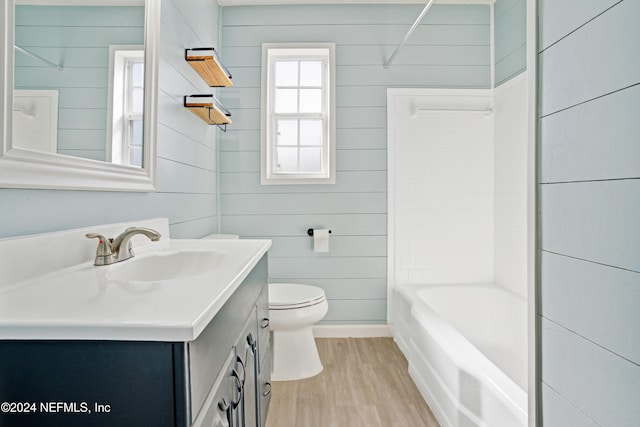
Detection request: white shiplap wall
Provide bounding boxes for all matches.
[218,4,490,324]
[538,1,640,425]
[0,0,220,239]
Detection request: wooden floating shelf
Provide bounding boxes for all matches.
[184,95,232,127]
[185,48,233,87]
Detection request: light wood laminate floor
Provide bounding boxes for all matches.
[265,337,440,427]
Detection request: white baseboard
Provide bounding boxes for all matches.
[312,324,392,338]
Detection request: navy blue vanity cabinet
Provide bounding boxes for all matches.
[0,255,270,427]
[0,339,186,427]
[191,306,265,427]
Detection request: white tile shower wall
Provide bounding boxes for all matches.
[218,4,491,324]
[390,91,495,286]
[493,72,528,298]
[0,0,219,239]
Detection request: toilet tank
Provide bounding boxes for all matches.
[202,234,239,240]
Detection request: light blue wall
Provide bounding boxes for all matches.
[218,4,490,324]
[0,0,220,239]
[538,1,640,425]
[494,0,526,86]
[14,6,144,161]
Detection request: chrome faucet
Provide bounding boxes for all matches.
[86,227,161,266]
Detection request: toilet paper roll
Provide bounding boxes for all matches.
[313,229,330,253]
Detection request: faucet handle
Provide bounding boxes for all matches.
[86,233,115,266]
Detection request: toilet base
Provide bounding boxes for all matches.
[270,325,323,381]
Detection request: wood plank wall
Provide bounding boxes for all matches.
[14,6,144,161]
[538,1,640,425]
[494,0,526,86]
[218,4,490,324]
[0,0,220,239]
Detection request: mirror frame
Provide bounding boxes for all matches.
[0,0,160,192]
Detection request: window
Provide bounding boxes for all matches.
[107,46,144,168]
[261,44,336,184]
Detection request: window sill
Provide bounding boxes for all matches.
[261,174,335,185]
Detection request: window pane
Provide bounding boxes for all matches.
[299,120,322,146]
[299,147,322,173]
[275,61,298,86]
[263,45,334,183]
[132,120,143,147]
[300,61,322,86]
[276,120,298,146]
[299,89,321,113]
[276,147,298,173]
[275,89,298,113]
[131,88,144,113]
[132,62,144,87]
[131,146,143,168]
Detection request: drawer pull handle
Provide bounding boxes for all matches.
[263,382,272,397]
[247,335,257,355]
[231,370,243,407]
[218,397,229,411]
[261,318,270,329]
[235,355,245,384]
[218,397,233,427]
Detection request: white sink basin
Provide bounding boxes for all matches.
[105,250,224,282]
[0,217,273,341]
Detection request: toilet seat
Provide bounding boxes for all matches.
[269,283,326,310]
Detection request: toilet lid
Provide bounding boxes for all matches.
[269,283,326,309]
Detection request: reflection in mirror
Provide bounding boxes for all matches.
[0,0,159,192]
[13,3,144,167]
[107,46,144,167]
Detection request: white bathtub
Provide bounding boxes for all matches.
[392,284,527,427]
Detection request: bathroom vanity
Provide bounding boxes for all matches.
[0,219,271,427]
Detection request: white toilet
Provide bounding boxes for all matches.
[268,283,329,381]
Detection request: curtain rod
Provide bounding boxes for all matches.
[413,107,494,117]
[383,0,436,69]
[14,46,63,71]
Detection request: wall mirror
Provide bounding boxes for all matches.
[0,0,160,191]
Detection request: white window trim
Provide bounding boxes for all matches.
[107,45,144,167]
[261,43,336,185]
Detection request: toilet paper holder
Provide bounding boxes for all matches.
[307,228,332,236]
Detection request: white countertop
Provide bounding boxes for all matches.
[0,238,271,342]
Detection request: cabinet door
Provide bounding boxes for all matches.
[256,284,270,374]
[257,351,272,427]
[235,307,259,427]
[255,284,271,427]
[191,350,235,427]
[188,256,268,421]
